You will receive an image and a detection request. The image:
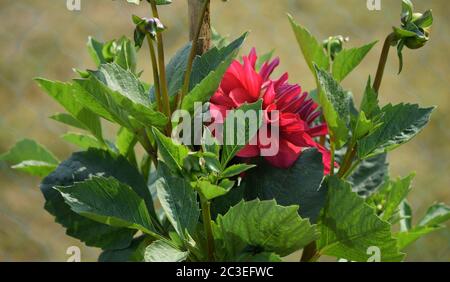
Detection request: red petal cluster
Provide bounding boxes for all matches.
[210,49,332,173]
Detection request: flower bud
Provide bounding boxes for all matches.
[144,18,166,38]
[322,35,349,60]
[393,1,433,72]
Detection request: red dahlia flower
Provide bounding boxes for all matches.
[210,48,332,174]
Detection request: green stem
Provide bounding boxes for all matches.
[326,36,333,71]
[177,0,210,110]
[150,1,171,133]
[200,196,215,261]
[329,136,336,176]
[342,159,362,180]
[373,32,396,94]
[137,128,157,166]
[146,36,163,112]
[337,144,357,178]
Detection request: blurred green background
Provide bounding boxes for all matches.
[0,0,448,261]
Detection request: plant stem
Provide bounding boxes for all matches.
[177,0,210,109]
[329,136,336,176]
[137,128,157,166]
[188,0,211,55]
[300,242,320,262]
[373,32,396,93]
[342,159,362,180]
[147,36,163,112]
[150,1,171,132]
[200,196,215,261]
[337,144,357,178]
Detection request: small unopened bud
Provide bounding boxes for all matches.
[393,1,433,73]
[322,35,349,60]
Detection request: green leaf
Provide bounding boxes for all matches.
[221,164,255,179]
[396,225,441,250]
[196,180,230,201]
[114,38,137,73]
[396,203,450,250]
[399,201,412,231]
[357,103,434,159]
[414,10,433,28]
[90,37,138,73]
[35,78,103,141]
[190,33,247,89]
[360,77,380,118]
[181,33,248,113]
[201,126,220,157]
[418,203,450,227]
[211,181,246,219]
[348,153,388,197]
[353,111,377,140]
[40,149,157,249]
[314,65,350,148]
[381,174,415,221]
[332,41,377,82]
[401,0,414,23]
[116,127,137,156]
[50,113,87,130]
[87,37,106,66]
[213,199,318,260]
[9,161,57,178]
[244,148,326,223]
[99,235,153,262]
[61,132,103,150]
[56,177,157,236]
[155,162,200,238]
[75,63,167,130]
[152,127,189,173]
[317,177,404,262]
[144,240,188,262]
[288,14,329,75]
[1,139,59,177]
[221,100,263,167]
[92,63,166,123]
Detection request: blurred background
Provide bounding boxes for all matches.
[0,0,448,261]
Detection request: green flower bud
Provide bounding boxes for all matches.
[322,35,349,60]
[393,1,433,72]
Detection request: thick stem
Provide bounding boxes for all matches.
[177,0,210,109]
[150,2,171,132]
[337,144,357,178]
[300,242,320,262]
[373,33,396,93]
[200,196,215,261]
[147,36,163,112]
[188,0,211,55]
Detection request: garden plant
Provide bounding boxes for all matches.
[1,0,449,262]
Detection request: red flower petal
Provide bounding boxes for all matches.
[237,143,260,158]
[264,138,302,168]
